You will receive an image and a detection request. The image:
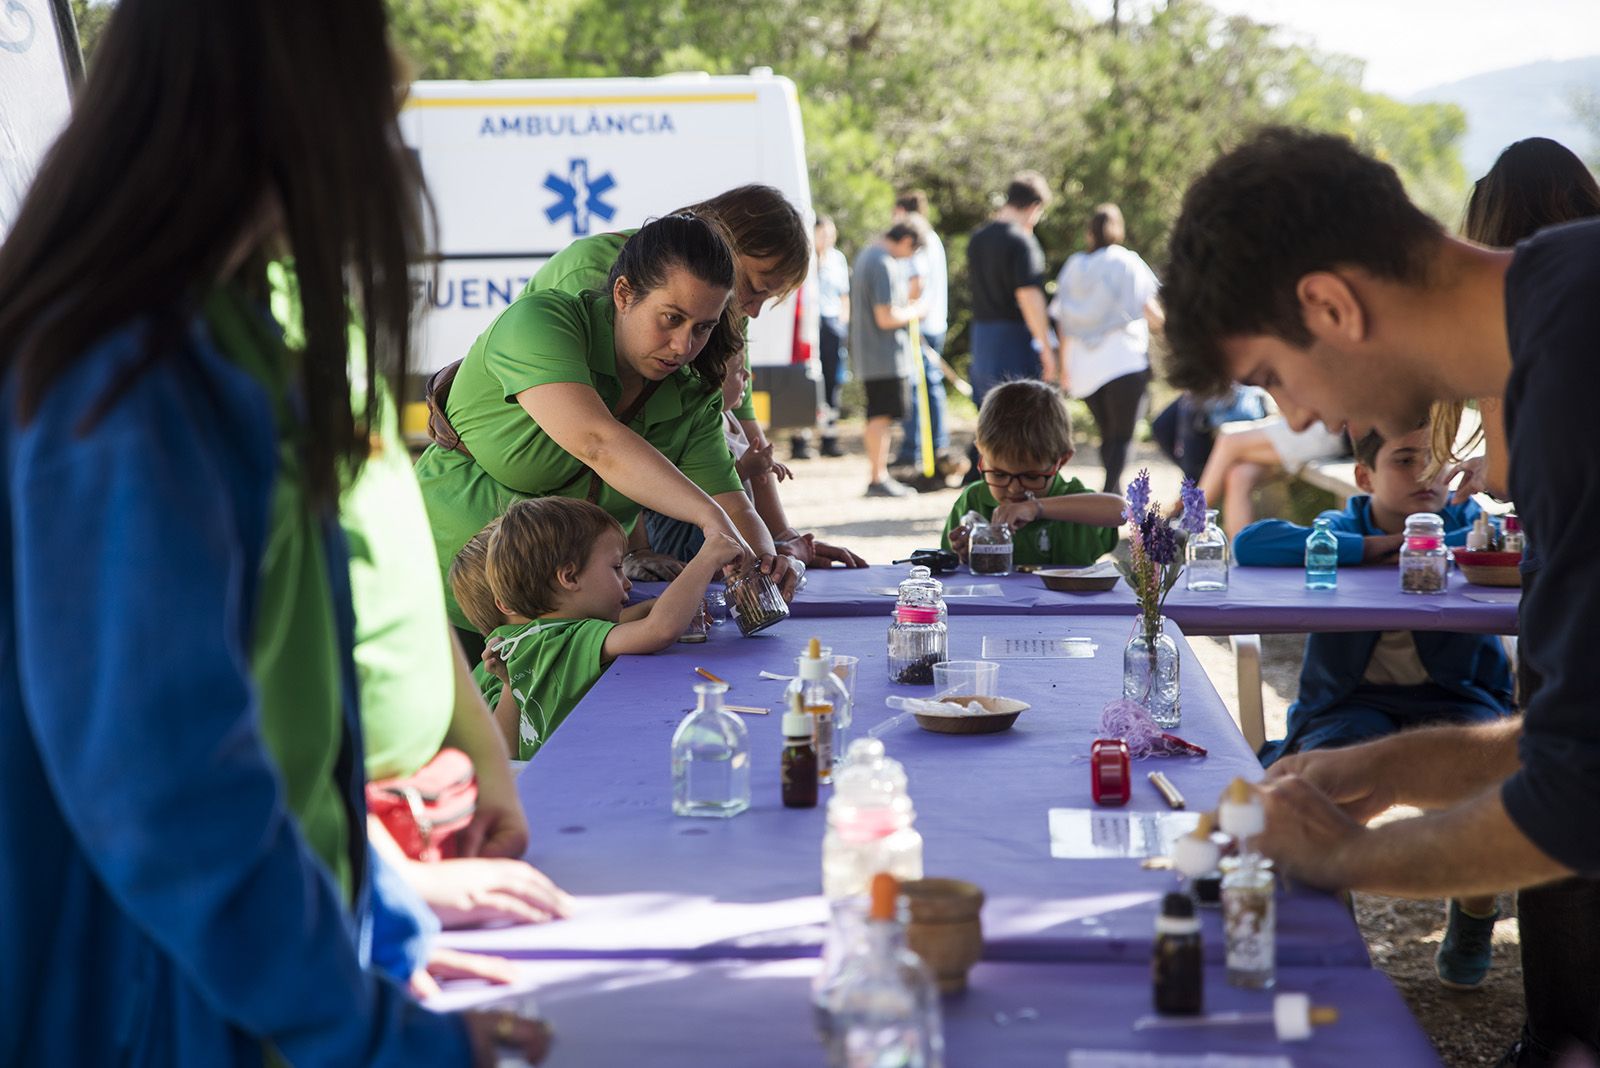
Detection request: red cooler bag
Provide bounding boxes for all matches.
[366,748,477,862]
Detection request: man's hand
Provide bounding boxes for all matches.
[1255,774,1367,891]
[1361,533,1404,565]
[408,857,574,929]
[1265,743,1397,825]
[623,549,687,582]
[1039,345,1060,383]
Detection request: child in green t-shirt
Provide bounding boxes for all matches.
[942,380,1125,568]
[449,498,743,760]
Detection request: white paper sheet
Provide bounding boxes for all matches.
[1048,808,1201,859]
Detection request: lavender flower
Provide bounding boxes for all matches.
[1179,479,1207,535]
[1146,519,1180,567]
[1124,469,1151,526]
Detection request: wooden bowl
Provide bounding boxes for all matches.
[901,878,985,994]
[913,694,1030,734]
[1454,549,1523,588]
[1037,564,1120,593]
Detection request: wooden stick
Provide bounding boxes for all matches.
[695,667,727,685]
[724,705,770,715]
[1148,771,1186,810]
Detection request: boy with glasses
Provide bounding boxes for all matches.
[942,380,1125,566]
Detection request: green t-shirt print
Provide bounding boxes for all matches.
[940,473,1118,568]
[478,618,617,760]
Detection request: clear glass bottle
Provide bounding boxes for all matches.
[1503,515,1525,554]
[1123,617,1180,729]
[888,571,947,685]
[1399,512,1448,595]
[967,516,1014,576]
[1219,782,1275,990]
[1185,509,1229,591]
[823,740,923,900]
[821,875,945,1068]
[787,638,838,786]
[670,681,750,818]
[1304,517,1339,590]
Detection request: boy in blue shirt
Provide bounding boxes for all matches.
[1234,425,1513,989]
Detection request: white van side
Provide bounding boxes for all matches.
[400,71,822,432]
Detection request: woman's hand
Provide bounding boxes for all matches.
[623,549,686,582]
[761,553,802,600]
[410,946,521,1000]
[406,856,574,929]
[457,750,532,860]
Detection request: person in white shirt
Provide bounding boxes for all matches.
[1050,202,1162,494]
[814,215,851,458]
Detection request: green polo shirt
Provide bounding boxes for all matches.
[415,289,742,629]
[940,473,1118,568]
[474,618,616,759]
[523,230,757,422]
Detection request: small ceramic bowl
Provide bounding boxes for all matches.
[1037,563,1120,593]
[1454,549,1522,587]
[913,694,1030,735]
[901,877,986,994]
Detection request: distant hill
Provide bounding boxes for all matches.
[1409,56,1600,177]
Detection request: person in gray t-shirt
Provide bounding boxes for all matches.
[849,222,924,497]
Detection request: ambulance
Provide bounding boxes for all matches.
[0,0,80,240]
[399,70,823,435]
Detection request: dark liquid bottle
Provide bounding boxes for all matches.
[1153,891,1203,1015]
[781,709,819,808]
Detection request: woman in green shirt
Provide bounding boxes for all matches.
[418,214,793,630]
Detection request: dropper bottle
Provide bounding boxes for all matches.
[788,638,837,785]
[1219,779,1275,990]
[1172,811,1223,906]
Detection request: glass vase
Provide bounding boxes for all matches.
[1185,509,1229,592]
[1123,616,1181,729]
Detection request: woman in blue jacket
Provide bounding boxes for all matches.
[0,2,542,1064]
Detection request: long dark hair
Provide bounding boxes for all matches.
[1430,137,1600,465]
[0,0,428,507]
[607,213,736,390]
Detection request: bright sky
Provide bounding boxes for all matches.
[1087,0,1600,97]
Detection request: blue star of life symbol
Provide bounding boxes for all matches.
[544,158,617,237]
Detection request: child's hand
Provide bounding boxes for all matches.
[947,524,971,561]
[736,441,776,481]
[697,530,747,572]
[481,640,510,683]
[992,498,1045,531]
[769,458,794,482]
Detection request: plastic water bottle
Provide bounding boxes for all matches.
[1304,517,1338,590]
[671,682,750,818]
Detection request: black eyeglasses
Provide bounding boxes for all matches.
[979,463,1056,490]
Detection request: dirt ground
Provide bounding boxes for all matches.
[779,420,1523,1067]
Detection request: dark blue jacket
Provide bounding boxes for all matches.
[1234,496,1514,756]
[1,320,464,1065]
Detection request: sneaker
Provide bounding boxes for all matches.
[819,436,846,458]
[865,479,914,498]
[790,434,815,460]
[1436,899,1498,990]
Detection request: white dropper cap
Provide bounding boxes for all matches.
[1272,993,1339,1040]
[1218,778,1265,839]
[799,637,830,682]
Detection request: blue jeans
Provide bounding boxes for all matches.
[968,320,1040,405]
[894,330,948,465]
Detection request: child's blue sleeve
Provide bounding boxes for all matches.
[1233,518,1360,566]
[1442,499,1484,546]
[367,848,438,984]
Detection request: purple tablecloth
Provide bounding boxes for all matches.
[660,563,1518,635]
[429,958,1440,1067]
[448,614,1367,967]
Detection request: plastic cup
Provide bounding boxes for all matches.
[933,660,999,699]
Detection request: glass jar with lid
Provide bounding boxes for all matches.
[1399,512,1448,594]
[967,516,1014,576]
[888,569,947,684]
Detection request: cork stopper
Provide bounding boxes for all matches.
[1310,1007,1340,1027]
[1223,778,1252,806]
[1190,812,1216,838]
[869,873,899,921]
[807,637,822,659]
[1218,780,1264,839]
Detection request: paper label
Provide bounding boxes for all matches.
[1048,808,1201,859]
[982,636,1098,659]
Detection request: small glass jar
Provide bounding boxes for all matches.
[1184,509,1229,592]
[1399,512,1448,595]
[968,517,1014,576]
[725,568,790,635]
[888,570,947,684]
[901,565,948,626]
